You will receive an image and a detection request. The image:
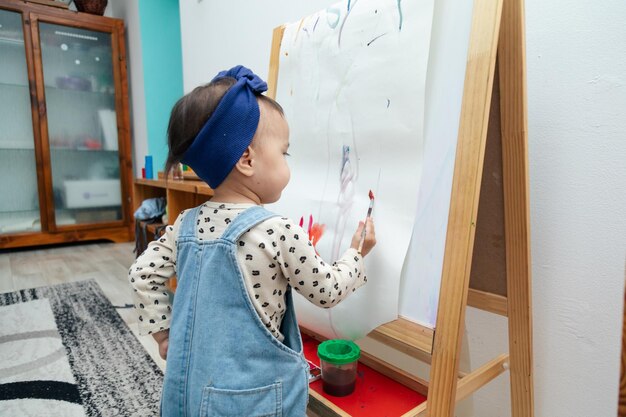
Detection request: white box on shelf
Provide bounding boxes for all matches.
[99,109,118,151]
[63,179,121,208]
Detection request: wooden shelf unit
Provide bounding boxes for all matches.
[133,178,214,224]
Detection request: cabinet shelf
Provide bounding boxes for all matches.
[0,209,41,234]
[0,81,28,89]
[0,81,115,97]
[134,178,214,196]
[50,147,118,152]
[0,36,24,46]
[0,146,120,152]
[45,85,116,97]
[0,145,35,150]
[0,209,40,215]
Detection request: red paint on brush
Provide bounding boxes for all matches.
[369,189,375,200]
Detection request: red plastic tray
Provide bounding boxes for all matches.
[303,334,427,416]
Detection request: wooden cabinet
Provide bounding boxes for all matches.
[0,0,133,249]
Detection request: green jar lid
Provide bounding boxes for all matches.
[317,339,360,365]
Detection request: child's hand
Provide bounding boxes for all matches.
[350,218,376,257]
[152,329,170,360]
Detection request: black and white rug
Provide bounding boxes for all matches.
[0,280,163,416]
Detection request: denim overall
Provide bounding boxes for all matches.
[161,205,309,417]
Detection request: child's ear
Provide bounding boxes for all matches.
[234,146,255,177]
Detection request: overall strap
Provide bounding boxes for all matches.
[220,205,278,244]
[178,206,202,239]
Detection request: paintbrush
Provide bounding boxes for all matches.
[357,190,375,254]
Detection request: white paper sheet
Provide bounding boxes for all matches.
[271,0,434,339]
[398,0,475,329]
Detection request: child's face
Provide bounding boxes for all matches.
[251,101,291,204]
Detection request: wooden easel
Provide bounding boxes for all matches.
[268,0,533,415]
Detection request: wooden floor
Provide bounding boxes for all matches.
[0,241,166,371]
[0,240,321,416]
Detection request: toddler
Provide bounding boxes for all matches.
[129,66,376,416]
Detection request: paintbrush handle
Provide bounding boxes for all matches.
[357,228,366,253]
[357,204,374,253]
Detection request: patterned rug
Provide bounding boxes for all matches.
[0,280,162,416]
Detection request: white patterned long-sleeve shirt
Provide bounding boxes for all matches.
[128,201,367,342]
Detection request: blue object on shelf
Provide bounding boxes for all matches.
[145,155,153,179]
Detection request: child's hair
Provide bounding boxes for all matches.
[165,77,285,177]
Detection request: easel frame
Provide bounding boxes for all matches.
[267,0,533,415]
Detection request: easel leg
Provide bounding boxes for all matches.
[498,0,535,416]
[426,0,504,415]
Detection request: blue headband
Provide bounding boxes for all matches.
[181,65,268,188]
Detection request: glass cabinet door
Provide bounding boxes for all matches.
[0,9,41,234]
[39,22,122,226]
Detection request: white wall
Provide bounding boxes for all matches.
[179,1,626,416]
[178,1,335,92]
[462,1,626,416]
[105,0,148,177]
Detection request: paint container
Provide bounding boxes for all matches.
[317,339,360,397]
[144,155,153,179]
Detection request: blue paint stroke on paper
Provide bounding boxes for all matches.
[397,0,404,30]
[313,16,320,32]
[340,145,351,176]
[387,98,391,108]
[347,0,351,11]
[331,144,356,261]
[338,0,357,47]
[367,32,387,46]
[326,7,341,29]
